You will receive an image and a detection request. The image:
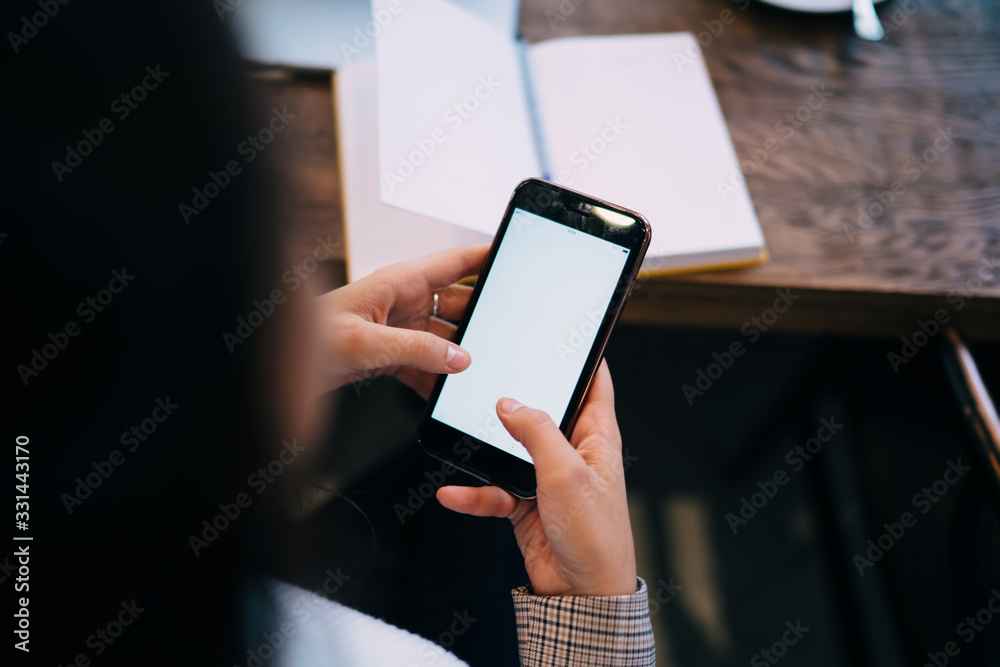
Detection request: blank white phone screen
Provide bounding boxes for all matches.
[431,207,630,463]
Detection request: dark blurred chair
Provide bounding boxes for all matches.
[942,329,1000,667]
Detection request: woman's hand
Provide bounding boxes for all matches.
[315,245,489,397]
[436,360,637,597]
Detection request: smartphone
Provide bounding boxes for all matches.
[418,178,651,499]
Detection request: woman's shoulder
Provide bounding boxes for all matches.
[241,578,469,667]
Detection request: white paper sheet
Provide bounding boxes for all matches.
[374,0,539,234]
[528,33,765,270]
[336,61,492,282]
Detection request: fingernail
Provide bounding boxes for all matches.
[446,344,469,370]
[498,398,524,415]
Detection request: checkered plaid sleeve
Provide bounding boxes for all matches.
[511,577,655,666]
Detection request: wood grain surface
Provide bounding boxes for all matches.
[253,0,1000,340]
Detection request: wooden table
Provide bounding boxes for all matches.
[255,0,1000,342]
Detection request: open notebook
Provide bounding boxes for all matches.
[339,0,765,280]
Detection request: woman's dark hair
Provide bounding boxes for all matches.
[3,1,290,663]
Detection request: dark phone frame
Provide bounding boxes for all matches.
[418,178,651,499]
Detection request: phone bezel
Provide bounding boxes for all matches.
[418,178,651,499]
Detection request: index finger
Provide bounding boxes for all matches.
[400,245,490,291]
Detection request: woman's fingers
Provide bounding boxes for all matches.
[426,317,457,341]
[568,359,621,450]
[391,319,458,397]
[495,399,585,478]
[437,485,518,518]
[353,320,471,374]
[389,245,490,294]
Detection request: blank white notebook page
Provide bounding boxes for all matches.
[375,0,539,234]
[528,33,764,269]
[336,61,491,282]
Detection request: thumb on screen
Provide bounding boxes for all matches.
[495,398,583,476]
